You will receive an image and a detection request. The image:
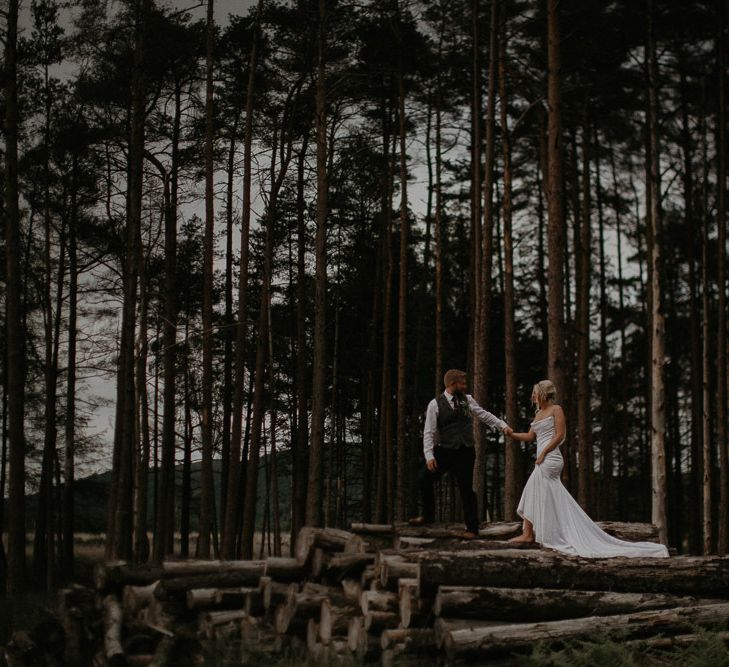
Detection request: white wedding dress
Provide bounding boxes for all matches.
[516,414,669,558]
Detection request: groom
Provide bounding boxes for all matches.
[409,369,511,538]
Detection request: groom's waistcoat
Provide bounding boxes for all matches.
[436,393,474,449]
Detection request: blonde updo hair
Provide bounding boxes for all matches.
[532,380,557,410]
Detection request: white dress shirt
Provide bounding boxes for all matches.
[423,389,507,462]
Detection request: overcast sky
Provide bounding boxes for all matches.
[19,0,259,31]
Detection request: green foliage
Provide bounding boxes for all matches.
[515,627,729,667]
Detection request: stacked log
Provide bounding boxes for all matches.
[88,522,729,664]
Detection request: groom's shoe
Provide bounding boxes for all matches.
[460,530,479,539]
[408,516,431,527]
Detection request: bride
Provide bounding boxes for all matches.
[504,380,669,558]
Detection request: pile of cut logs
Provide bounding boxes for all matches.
[89,521,729,665]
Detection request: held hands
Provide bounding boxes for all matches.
[502,425,514,437]
[426,458,438,472]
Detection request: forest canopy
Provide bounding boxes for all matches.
[1,0,727,593]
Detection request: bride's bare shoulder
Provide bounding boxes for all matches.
[551,404,565,417]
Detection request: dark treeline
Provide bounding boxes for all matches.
[1,0,728,594]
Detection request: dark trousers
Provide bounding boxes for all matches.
[419,444,479,533]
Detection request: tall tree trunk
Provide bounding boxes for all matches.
[62,154,79,578]
[107,0,149,561]
[610,148,629,518]
[198,0,216,559]
[241,227,272,558]
[717,0,729,555]
[537,114,549,367]
[306,0,328,527]
[222,0,263,558]
[375,98,393,523]
[467,0,483,402]
[433,16,445,400]
[180,321,192,557]
[35,59,65,591]
[154,82,180,563]
[395,12,410,522]
[221,114,240,528]
[1,339,8,592]
[576,116,592,514]
[475,0,499,515]
[546,0,568,409]
[376,111,396,524]
[267,296,282,555]
[292,133,309,543]
[646,0,668,547]
[498,13,518,520]
[679,45,702,553]
[133,221,151,563]
[701,103,714,554]
[409,89,436,520]
[241,117,297,555]
[327,263,341,526]
[594,131,611,520]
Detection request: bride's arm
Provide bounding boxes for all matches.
[535,406,566,462]
[508,428,536,443]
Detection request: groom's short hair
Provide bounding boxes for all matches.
[443,369,466,387]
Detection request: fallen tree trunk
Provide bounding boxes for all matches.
[432,586,714,621]
[343,535,368,554]
[360,589,398,615]
[264,557,308,582]
[417,549,729,597]
[434,618,503,649]
[360,565,376,590]
[144,597,186,632]
[95,559,265,590]
[372,521,661,543]
[153,570,264,602]
[293,583,340,618]
[324,553,376,582]
[349,523,394,534]
[186,586,255,610]
[123,583,158,614]
[378,553,418,589]
[442,602,729,659]
[394,535,538,551]
[310,548,330,579]
[199,610,248,639]
[598,521,659,541]
[294,527,356,564]
[319,597,360,643]
[398,577,430,629]
[341,578,362,601]
[103,594,124,665]
[347,524,394,552]
[260,577,296,610]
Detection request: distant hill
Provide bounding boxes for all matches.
[24,453,294,534]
